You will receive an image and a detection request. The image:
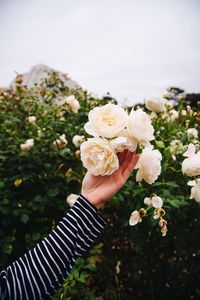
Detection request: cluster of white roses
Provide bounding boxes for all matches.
[54,95,80,114]
[145,95,179,122]
[182,143,200,203]
[19,95,82,153]
[80,103,162,184]
[129,194,168,236]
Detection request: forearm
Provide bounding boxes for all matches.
[0,196,106,300]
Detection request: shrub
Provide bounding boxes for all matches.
[0,74,200,299]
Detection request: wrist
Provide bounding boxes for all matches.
[81,192,104,209]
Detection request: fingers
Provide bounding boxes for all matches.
[119,150,135,172]
[122,152,140,181]
[117,150,128,164]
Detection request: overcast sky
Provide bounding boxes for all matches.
[0,0,200,105]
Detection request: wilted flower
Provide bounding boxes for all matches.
[20,139,34,152]
[135,146,162,184]
[80,138,119,176]
[53,134,68,149]
[115,261,121,274]
[129,210,142,226]
[159,219,168,236]
[27,116,36,124]
[66,194,79,207]
[65,95,80,113]
[145,96,167,112]
[65,168,72,177]
[84,104,128,138]
[72,135,85,148]
[74,150,80,158]
[182,143,200,177]
[153,208,165,219]
[188,179,200,203]
[127,108,155,146]
[139,208,147,217]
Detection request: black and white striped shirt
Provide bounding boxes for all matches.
[0,195,106,300]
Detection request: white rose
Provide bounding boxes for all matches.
[53,134,68,149]
[27,116,36,124]
[144,197,152,206]
[129,210,142,226]
[66,194,79,207]
[72,135,85,148]
[20,139,34,152]
[127,108,155,146]
[135,146,162,184]
[149,112,157,120]
[163,109,179,122]
[84,104,128,139]
[182,144,200,177]
[181,110,187,116]
[65,95,80,113]
[80,137,119,176]
[145,96,167,112]
[110,134,137,153]
[151,195,163,208]
[187,128,198,139]
[188,179,200,203]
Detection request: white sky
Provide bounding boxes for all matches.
[0,0,200,105]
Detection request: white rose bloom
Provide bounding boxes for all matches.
[27,116,36,124]
[127,109,155,146]
[187,128,198,139]
[80,137,119,176]
[151,195,163,208]
[145,96,167,112]
[72,135,85,148]
[181,110,187,116]
[110,135,137,153]
[66,194,79,207]
[182,144,200,177]
[144,197,152,206]
[188,179,200,203]
[53,134,68,149]
[84,104,128,139]
[163,109,179,122]
[149,112,157,120]
[135,146,162,184]
[65,95,80,113]
[20,139,34,152]
[129,210,142,226]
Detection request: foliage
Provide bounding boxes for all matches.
[0,74,200,299]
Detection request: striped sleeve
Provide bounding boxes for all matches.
[0,195,106,300]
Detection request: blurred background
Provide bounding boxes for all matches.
[0,0,200,105]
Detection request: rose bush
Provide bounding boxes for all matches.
[0,75,200,300]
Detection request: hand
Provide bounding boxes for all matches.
[81,150,140,209]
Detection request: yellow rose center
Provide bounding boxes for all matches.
[102,115,116,126]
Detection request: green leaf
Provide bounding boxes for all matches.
[2,244,13,254]
[155,140,165,149]
[47,189,60,198]
[165,182,179,188]
[84,263,96,271]
[0,181,5,188]
[20,214,29,224]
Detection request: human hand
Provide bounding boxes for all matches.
[81,150,139,209]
